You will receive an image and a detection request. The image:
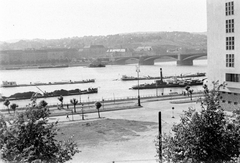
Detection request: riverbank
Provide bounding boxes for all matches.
[0,91,203,114]
[0,62,90,70]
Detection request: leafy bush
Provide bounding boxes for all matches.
[156,82,240,163]
[0,101,79,163]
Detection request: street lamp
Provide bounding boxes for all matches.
[136,65,141,106]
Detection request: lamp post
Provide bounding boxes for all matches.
[136,65,141,106]
[102,98,104,110]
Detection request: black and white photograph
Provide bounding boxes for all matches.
[0,0,240,162]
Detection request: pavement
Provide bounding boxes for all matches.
[47,95,203,163]
[46,94,202,124]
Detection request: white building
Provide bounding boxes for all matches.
[207,0,240,109]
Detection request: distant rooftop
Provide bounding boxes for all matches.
[107,49,126,53]
[135,46,152,51]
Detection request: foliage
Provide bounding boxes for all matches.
[3,99,10,114]
[95,102,102,118]
[38,100,48,108]
[10,103,18,114]
[70,98,78,113]
[58,95,64,107]
[0,101,79,163]
[156,81,240,163]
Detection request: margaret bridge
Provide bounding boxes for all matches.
[97,53,207,66]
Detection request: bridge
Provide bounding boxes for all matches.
[99,53,207,66]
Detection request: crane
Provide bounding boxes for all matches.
[36,86,46,95]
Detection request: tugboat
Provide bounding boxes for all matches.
[130,68,204,90]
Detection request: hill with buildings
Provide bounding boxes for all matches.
[0,31,207,68]
[0,31,207,52]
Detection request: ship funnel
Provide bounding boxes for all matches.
[160,68,163,83]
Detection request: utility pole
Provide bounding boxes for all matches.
[159,111,162,162]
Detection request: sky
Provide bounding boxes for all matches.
[0,0,207,41]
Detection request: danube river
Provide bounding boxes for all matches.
[0,60,207,108]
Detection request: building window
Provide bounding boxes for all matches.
[226,73,240,82]
[226,19,234,33]
[226,1,234,16]
[226,54,234,67]
[226,37,234,50]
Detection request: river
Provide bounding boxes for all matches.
[0,60,207,108]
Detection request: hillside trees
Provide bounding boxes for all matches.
[0,100,79,163]
[156,82,240,163]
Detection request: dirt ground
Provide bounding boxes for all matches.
[57,118,158,148]
[53,99,202,163]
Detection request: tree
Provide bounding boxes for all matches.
[3,99,10,114]
[58,95,64,107]
[38,100,48,108]
[95,102,102,118]
[156,81,240,163]
[185,86,193,101]
[0,100,79,163]
[10,103,18,114]
[70,98,78,113]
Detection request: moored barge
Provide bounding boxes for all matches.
[1,79,95,88]
[0,88,98,102]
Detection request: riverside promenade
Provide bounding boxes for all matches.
[48,92,203,121]
[0,92,205,163]
[0,91,203,118]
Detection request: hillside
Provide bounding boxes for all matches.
[0,31,207,52]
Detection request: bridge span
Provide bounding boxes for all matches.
[99,53,207,66]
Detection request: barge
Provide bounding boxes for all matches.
[0,88,98,101]
[1,79,95,88]
[121,72,205,81]
[130,68,204,89]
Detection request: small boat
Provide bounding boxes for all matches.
[0,88,98,101]
[1,79,95,88]
[88,62,106,68]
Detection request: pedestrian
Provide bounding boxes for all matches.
[66,114,69,120]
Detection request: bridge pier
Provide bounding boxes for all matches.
[177,59,193,66]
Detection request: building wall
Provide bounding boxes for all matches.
[207,0,240,93]
[207,0,240,110]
